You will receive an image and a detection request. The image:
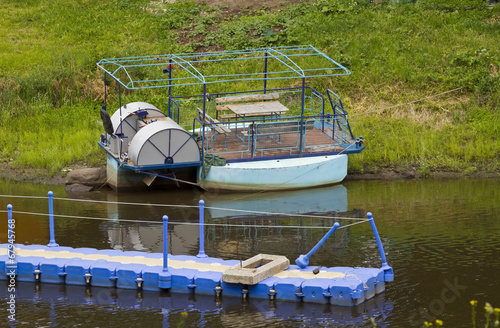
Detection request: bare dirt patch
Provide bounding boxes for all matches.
[191,0,315,15]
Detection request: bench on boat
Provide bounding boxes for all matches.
[214,93,285,121]
[198,108,231,149]
[243,120,316,153]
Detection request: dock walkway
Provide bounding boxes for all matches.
[1,244,386,306]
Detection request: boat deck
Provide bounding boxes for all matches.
[1,244,387,306]
[200,124,353,161]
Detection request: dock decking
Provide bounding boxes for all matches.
[1,244,387,306]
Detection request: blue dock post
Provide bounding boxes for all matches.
[197,200,208,258]
[47,191,59,247]
[158,215,172,289]
[6,204,17,275]
[295,222,340,268]
[367,212,394,281]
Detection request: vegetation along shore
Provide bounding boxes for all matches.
[0,0,498,183]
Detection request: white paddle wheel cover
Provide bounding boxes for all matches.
[128,120,200,166]
[110,102,166,139]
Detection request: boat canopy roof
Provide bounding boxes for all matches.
[96,45,350,90]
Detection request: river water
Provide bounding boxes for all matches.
[0,178,499,327]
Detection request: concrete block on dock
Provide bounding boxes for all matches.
[222,254,289,285]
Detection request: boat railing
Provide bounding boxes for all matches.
[205,86,325,118]
[168,98,181,124]
[195,112,358,160]
[326,89,354,143]
[178,86,323,130]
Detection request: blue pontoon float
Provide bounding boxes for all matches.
[97,45,364,191]
[1,197,393,306]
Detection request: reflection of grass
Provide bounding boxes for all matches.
[371,301,500,327]
[0,0,499,175]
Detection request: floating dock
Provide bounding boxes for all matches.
[1,193,393,306]
[1,244,390,306]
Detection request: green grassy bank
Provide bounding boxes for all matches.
[0,0,498,177]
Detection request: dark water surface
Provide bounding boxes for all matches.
[0,178,499,327]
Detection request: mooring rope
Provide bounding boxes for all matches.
[0,209,369,230]
[53,197,198,209]
[205,206,367,221]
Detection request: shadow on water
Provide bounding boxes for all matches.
[1,178,500,327]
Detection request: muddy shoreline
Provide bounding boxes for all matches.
[1,163,498,187]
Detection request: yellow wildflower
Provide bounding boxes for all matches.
[435,319,443,326]
[485,302,494,315]
[470,300,478,306]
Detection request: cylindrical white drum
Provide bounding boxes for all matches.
[129,120,201,166]
[110,102,167,140]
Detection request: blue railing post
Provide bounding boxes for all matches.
[367,212,394,281]
[47,191,59,247]
[197,200,208,258]
[295,222,340,268]
[158,215,172,289]
[6,204,17,275]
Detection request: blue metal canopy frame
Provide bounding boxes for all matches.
[96,45,350,90]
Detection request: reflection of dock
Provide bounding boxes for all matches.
[0,282,393,327]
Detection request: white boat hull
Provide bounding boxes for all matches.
[198,154,348,191]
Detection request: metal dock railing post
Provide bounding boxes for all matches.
[295,222,340,268]
[197,200,208,258]
[367,212,394,281]
[159,215,172,289]
[47,191,59,247]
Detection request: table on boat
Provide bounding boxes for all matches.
[221,101,290,142]
[224,101,289,120]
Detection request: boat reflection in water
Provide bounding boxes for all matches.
[3,282,393,327]
[204,184,348,219]
[100,184,349,255]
